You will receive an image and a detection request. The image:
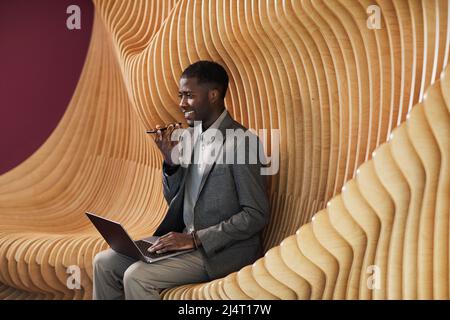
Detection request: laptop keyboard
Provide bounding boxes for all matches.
[134,240,177,259]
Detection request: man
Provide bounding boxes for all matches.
[93,61,270,300]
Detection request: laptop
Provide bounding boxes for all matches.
[86,212,194,263]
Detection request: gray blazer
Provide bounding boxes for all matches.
[154,112,270,279]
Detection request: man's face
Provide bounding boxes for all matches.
[178,77,213,127]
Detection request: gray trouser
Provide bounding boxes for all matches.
[92,249,210,300]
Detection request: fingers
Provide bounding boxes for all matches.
[167,123,175,130]
[166,123,177,142]
[155,246,174,254]
[148,244,167,254]
[151,123,182,140]
[153,124,162,143]
[154,123,175,143]
[148,240,172,254]
[148,241,162,253]
[170,123,183,146]
[148,234,167,253]
[159,231,174,240]
[148,232,178,253]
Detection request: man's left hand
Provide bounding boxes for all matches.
[148,232,194,253]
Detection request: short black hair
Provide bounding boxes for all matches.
[181,60,229,99]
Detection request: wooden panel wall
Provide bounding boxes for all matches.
[164,64,450,299]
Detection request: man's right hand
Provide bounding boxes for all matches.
[152,123,181,166]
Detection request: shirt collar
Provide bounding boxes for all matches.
[195,108,228,136]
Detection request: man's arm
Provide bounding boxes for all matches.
[151,123,184,204]
[162,161,183,204]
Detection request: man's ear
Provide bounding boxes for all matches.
[208,88,220,104]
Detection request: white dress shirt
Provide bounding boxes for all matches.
[183,108,228,233]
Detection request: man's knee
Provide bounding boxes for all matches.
[123,262,144,286]
[93,249,116,272]
[123,263,159,290]
[123,262,161,299]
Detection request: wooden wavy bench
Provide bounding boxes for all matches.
[0,0,449,299]
[163,65,450,299]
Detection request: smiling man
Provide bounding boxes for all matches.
[92,61,270,300]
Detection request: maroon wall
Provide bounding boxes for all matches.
[0,0,94,175]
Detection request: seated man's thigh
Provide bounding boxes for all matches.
[123,250,209,289]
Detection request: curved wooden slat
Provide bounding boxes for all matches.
[168,64,450,299]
